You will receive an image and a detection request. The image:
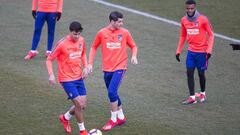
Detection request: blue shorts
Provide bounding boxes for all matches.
[104,70,126,105]
[61,79,86,100]
[186,50,208,71]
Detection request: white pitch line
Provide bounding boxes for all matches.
[91,0,240,43]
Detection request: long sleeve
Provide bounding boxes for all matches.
[126,31,138,57]
[81,41,88,68]
[205,20,214,54]
[57,0,63,13]
[32,0,38,11]
[176,22,187,54]
[46,43,61,75]
[89,32,101,65]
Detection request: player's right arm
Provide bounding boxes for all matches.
[176,19,187,62]
[88,32,101,73]
[31,0,38,19]
[46,42,62,84]
[32,0,38,11]
[176,20,187,55]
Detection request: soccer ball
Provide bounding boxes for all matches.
[89,129,102,135]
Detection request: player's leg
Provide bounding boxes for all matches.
[32,12,46,51]
[198,70,206,93]
[112,70,126,125]
[61,105,75,121]
[59,105,74,134]
[102,71,117,131]
[74,79,88,135]
[196,53,208,102]
[73,96,88,135]
[61,79,87,134]
[182,51,197,104]
[60,81,79,134]
[102,70,126,131]
[24,12,46,60]
[187,68,195,96]
[45,12,57,57]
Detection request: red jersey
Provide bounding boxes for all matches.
[176,15,214,54]
[32,0,63,13]
[46,35,87,82]
[89,26,137,72]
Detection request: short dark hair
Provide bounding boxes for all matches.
[109,11,123,22]
[69,21,83,32]
[185,0,196,5]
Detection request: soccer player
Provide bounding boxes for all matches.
[176,0,214,105]
[24,0,63,60]
[46,21,88,135]
[88,11,138,131]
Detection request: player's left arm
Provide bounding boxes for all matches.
[81,40,88,79]
[126,31,138,65]
[204,17,215,54]
[56,0,63,21]
[57,0,63,13]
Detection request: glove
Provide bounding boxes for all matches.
[229,43,240,50]
[176,53,180,62]
[207,53,211,60]
[56,12,61,21]
[32,10,36,19]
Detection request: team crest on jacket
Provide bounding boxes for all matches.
[194,22,199,27]
[118,35,123,41]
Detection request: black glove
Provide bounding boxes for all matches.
[207,53,211,60]
[32,10,36,19]
[56,12,61,21]
[230,43,240,50]
[176,53,180,62]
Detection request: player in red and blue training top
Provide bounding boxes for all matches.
[25,0,63,60]
[176,0,214,105]
[46,21,89,135]
[88,11,138,131]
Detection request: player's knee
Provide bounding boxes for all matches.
[80,104,86,110]
[34,28,41,34]
[198,70,205,78]
[48,29,55,34]
[74,99,86,110]
[108,92,118,103]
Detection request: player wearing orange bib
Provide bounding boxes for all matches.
[176,0,214,105]
[88,11,138,131]
[46,21,88,135]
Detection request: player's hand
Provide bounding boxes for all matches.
[131,56,138,65]
[176,53,180,62]
[56,12,61,21]
[207,53,211,60]
[82,68,88,79]
[49,74,56,85]
[32,10,36,19]
[87,64,93,73]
